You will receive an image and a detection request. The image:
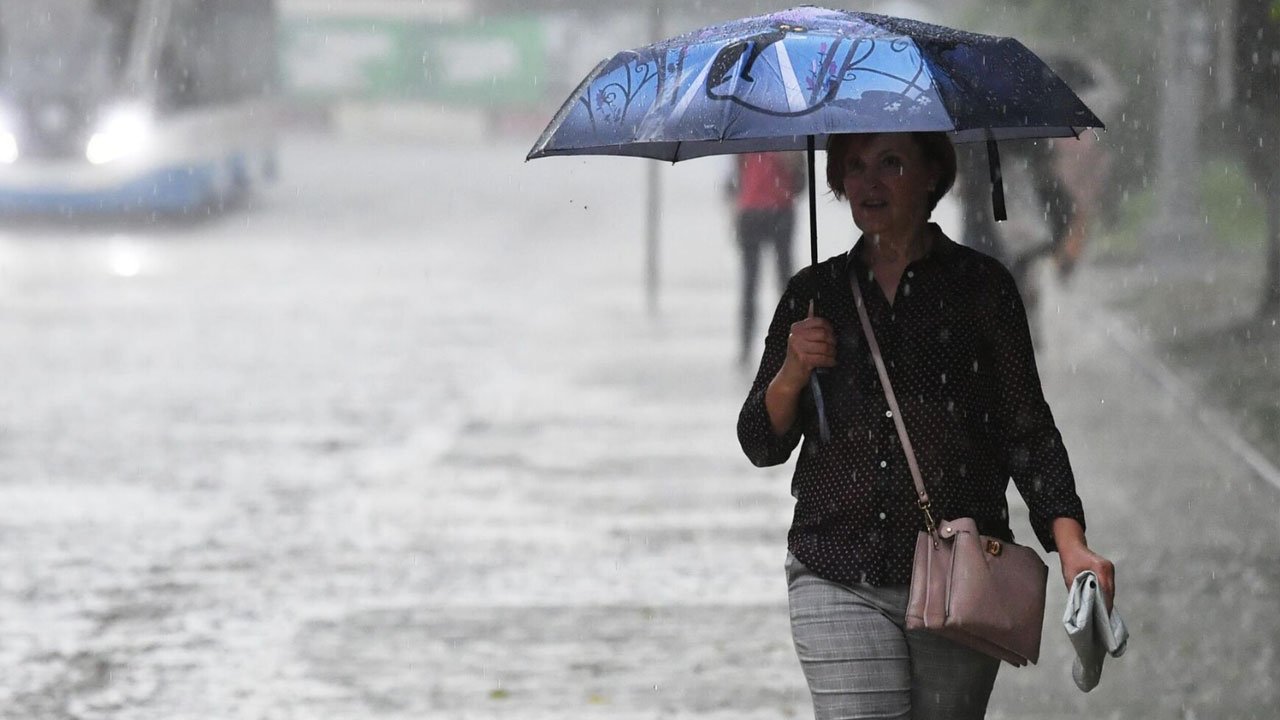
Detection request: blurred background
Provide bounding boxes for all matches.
[0,1,1276,718]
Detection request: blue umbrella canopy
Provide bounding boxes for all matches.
[527,6,1103,161]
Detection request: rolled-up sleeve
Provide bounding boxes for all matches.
[737,273,810,467]
[983,265,1086,552]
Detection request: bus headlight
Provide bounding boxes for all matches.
[0,132,16,164]
[86,105,151,165]
[0,106,18,163]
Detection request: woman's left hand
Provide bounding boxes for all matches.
[1058,542,1116,613]
[1052,517,1115,612]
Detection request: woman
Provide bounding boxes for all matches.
[736,132,1116,720]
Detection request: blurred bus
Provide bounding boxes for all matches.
[0,0,279,217]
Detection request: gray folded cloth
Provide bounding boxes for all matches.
[1062,570,1129,692]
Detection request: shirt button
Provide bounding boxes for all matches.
[907,271,915,278]
[885,410,893,418]
[879,460,888,468]
[879,512,887,520]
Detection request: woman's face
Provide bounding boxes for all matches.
[840,133,939,240]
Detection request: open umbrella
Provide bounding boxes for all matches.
[527,5,1104,441]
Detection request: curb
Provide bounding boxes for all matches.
[1086,298,1280,496]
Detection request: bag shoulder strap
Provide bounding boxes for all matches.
[849,273,937,531]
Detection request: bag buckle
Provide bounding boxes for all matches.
[986,539,1003,557]
[918,499,937,536]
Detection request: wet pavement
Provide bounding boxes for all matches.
[0,135,1276,719]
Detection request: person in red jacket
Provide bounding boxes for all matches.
[730,152,805,367]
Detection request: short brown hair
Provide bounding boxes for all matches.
[825,132,957,213]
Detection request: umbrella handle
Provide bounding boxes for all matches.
[809,372,831,444]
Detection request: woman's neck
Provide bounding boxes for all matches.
[862,222,933,266]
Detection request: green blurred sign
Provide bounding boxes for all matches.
[281,16,546,106]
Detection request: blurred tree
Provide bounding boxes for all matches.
[1234,0,1280,317]
[1148,0,1213,256]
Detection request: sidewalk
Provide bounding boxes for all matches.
[391,144,1278,719]
[4,136,1271,719]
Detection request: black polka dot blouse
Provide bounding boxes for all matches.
[737,226,1086,587]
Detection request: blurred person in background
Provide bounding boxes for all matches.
[1035,54,1120,282]
[737,131,1116,720]
[957,141,1059,342]
[727,151,805,367]
[1047,119,1113,280]
[957,54,1120,343]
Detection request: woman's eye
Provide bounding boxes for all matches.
[882,156,902,168]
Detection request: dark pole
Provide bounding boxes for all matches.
[644,0,663,316]
[645,152,661,316]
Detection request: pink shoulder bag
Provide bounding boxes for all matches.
[850,274,1048,667]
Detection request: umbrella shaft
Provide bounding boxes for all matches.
[807,135,818,267]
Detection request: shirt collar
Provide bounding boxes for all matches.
[846,222,958,274]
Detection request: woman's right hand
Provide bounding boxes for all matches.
[764,302,836,436]
[777,301,837,389]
